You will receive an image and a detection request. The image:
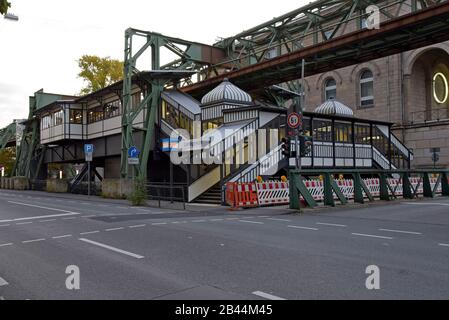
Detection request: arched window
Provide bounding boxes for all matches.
[324,78,337,101]
[360,70,374,107]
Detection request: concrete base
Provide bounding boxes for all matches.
[12,177,30,190]
[46,179,69,193]
[102,179,133,199]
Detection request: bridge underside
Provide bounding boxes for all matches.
[184,2,449,98]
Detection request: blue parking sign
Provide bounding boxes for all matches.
[84,144,94,154]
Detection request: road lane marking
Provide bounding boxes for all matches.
[239,220,264,225]
[257,216,270,218]
[226,218,240,221]
[352,233,393,240]
[1,202,81,223]
[22,239,46,244]
[0,225,10,227]
[128,225,146,229]
[39,219,56,223]
[52,235,73,239]
[81,215,97,218]
[79,238,144,259]
[105,227,124,232]
[0,277,8,287]
[152,222,168,225]
[439,243,449,247]
[267,218,291,222]
[317,222,347,228]
[16,222,33,225]
[192,220,206,223]
[210,219,224,222]
[379,229,422,235]
[80,231,100,235]
[252,291,286,301]
[288,225,318,231]
[403,202,449,206]
[63,217,77,221]
[0,243,13,248]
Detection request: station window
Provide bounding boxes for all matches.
[265,47,278,60]
[53,110,64,126]
[360,70,374,107]
[324,78,337,101]
[69,109,83,124]
[42,115,51,129]
[88,106,104,123]
[104,100,121,119]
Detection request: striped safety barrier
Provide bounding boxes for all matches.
[256,182,289,206]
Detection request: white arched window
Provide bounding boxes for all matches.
[360,70,374,107]
[324,78,337,101]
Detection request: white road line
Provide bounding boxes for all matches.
[81,215,97,218]
[79,238,144,259]
[226,218,240,221]
[128,225,146,229]
[403,202,449,206]
[0,225,10,227]
[39,219,56,223]
[0,277,9,287]
[152,222,168,226]
[252,291,286,301]
[267,218,291,222]
[1,202,80,223]
[210,219,224,222]
[439,243,449,247]
[257,216,270,218]
[80,231,100,235]
[52,235,73,239]
[22,239,46,244]
[105,227,124,232]
[0,243,13,248]
[192,220,206,223]
[16,222,33,225]
[379,229,422,235]
[239,220,264,225]
[352,233,393,240]
[63,217,77,221]
[317,222,347,228]
[288,225,318,231]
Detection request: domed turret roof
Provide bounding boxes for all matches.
[201,78,252,106]
[314,99,354,117]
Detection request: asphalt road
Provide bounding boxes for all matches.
[0,190,449,300]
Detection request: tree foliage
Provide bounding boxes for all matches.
[77,55,124,95]
[0,0,11,15]
[0,147,16,177]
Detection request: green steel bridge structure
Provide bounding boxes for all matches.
[2,0,449,181]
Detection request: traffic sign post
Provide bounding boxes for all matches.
[84,144,94,197]
[128,146,140,180]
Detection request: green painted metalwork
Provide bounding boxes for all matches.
[289,171,317,210]
[402,172,413,199]
[121,29,225,179]
[289,169,449,212]
[0,123,16,151]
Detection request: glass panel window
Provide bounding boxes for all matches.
[69,109,83,124]
[104,100,121,119]
[53,110,64,126]
[42,115,51,129]
[325,78,337,101]
[88,106,104,123]
[360,70,374,107]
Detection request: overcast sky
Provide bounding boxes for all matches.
[0,0,308,128]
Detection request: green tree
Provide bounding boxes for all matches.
[0,147,16,177]
[77,55,124,95]
[0,0,11,15]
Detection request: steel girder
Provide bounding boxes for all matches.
[120,29,226,179]
[184,0,449,98]
[0,123,16,151]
